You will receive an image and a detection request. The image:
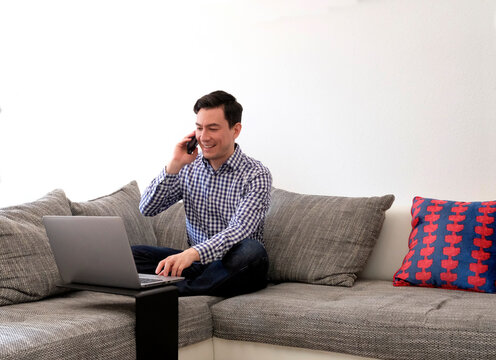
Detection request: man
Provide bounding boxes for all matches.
[133,90,272,297]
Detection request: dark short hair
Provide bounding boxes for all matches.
[193,90,243,128]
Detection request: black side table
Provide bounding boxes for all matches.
[59,283,178,360]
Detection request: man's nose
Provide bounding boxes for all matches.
[199,130,211,142]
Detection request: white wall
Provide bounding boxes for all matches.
[0,0,495,208]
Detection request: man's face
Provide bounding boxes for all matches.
[195,107,241,170]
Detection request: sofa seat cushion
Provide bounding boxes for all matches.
[0,290,222,359]
[211,280,496,360]
[0,291,136,360]
[179,295,224,347]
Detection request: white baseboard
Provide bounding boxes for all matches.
[179,339,214,360]
[212,338,377,360]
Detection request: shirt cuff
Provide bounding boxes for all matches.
[160,166,179,183]
[157,167,168,182]
[192,242,214,265]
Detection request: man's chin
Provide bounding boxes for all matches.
[201,147,216,158]
[201,152,215,162]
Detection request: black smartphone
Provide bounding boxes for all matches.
[186,135,198,154]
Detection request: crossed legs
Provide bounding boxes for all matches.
[132,238,269,297]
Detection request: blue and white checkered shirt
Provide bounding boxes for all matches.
[139,145,272,264]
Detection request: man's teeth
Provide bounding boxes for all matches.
[203,145,214,148]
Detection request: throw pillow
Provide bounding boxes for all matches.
[69,181,157,247]
[151,201,189,250]
[264,188,395,286]
[393,196,496,293]
[0,189,72,306]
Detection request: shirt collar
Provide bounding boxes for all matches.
[224,143,243,171]
[201,143,243,173]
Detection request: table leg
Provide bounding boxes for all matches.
[135,286,178,360]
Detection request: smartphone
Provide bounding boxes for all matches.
[186,135,198,154]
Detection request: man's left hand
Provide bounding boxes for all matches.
[155,248,200,277]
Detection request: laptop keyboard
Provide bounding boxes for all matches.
[138,274,184,286]
[140,277,160,284]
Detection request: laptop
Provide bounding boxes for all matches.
[43,216,184,289]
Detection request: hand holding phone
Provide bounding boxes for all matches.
[186,135,198,155]
[167,133,197,174]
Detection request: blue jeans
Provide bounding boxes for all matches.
[131,238,269,297]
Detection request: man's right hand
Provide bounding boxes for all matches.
[156,247,200,277]
[166,131,198,174]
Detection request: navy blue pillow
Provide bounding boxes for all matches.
[394,196,496,293]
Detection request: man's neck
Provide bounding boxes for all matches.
[207,145,237,171]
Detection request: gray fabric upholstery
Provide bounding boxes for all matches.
[178,295,224,347]
[152,201,189,250]
[0,189,72,306]
[0,291,136,360]
[264,189,394,286]
[3,184,496,360]
[0,290,222,358]
[69,181,157,247]
[212,280,496,360]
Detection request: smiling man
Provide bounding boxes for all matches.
[132,90,273,297]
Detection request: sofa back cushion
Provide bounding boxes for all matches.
[0,189,72,306]
[69,181,157,247]
[264,189,395,286]
[151,201,189,250]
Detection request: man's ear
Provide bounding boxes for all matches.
[232,123,242,140]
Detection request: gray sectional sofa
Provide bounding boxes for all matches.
[1,181,495,360]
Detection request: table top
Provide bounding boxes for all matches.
[57,282,178,297]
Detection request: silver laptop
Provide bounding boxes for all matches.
[43,216,184,289]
